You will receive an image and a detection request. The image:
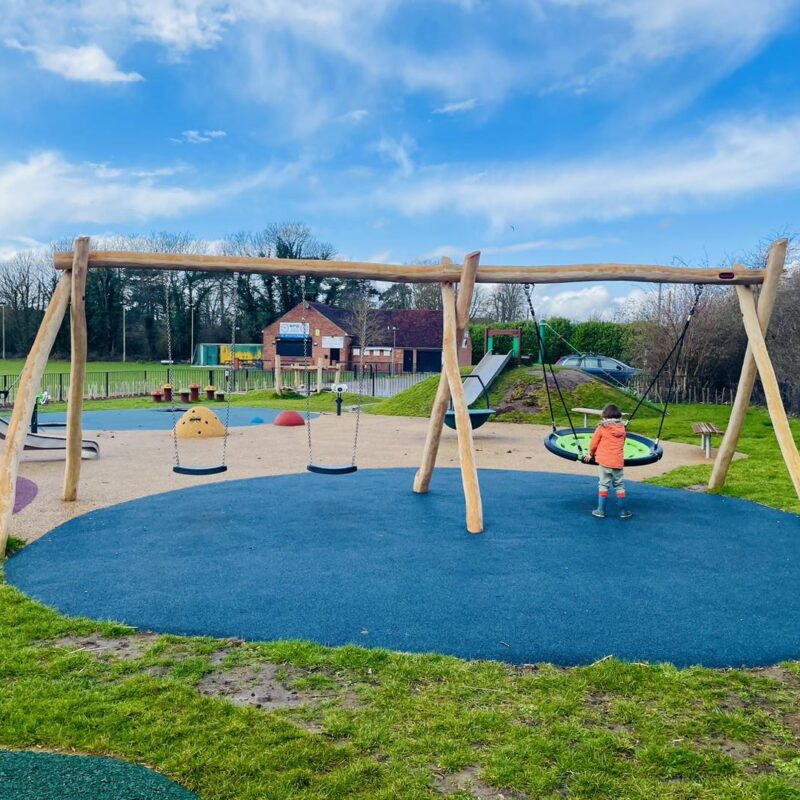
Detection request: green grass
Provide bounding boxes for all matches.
[1,583,799,799]
[368,366,800,514]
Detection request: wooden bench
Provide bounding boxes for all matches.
[571,407,630,427]
[691,422,724,458]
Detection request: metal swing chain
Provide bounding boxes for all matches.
[164,277,181,468]
[221,272,238,467]
[628,283,704,429]
[524,282,584,454]
[653,283,704,445]
[351,333,366,468]
[302,275,314,466]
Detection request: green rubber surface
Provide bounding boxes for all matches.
[0,751,197,800]
[553,432,652,459]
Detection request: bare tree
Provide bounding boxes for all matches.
[488,283,526,322]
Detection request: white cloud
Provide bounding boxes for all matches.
[375,135,415,177]
[5,40,142,83]
[367,249,392,263]
[532,284,647,321]
[434,98,477,114]
[172,129,227,144]
[0,151,305,237]
[340,109,369,123]
[377,115,800,228]
[424,237,618,261]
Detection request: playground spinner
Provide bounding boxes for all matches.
[0,238,793,547]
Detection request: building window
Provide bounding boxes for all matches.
[352,347,360,355]
[383,349,391,356]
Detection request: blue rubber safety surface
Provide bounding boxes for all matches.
[7,469,800,668]
[18,407,316,431]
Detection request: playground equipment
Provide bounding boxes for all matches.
[163,275,236,477]
[525,283,704,468]
[301,276,362,475]
[443,350,512,430]
[484,327,522,361]
[274,410,305,427]
[174,406,226,439]
[0,238,792,550]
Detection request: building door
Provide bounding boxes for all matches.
[403,349,414,373]
[416,350,442,373]
[329,347,340,363]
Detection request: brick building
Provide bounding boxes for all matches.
[262,302,472,373]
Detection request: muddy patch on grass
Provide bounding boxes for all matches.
[198,663,303,709]
[495,369,592,416]
[51,633,160,660]
[434,766,527,799]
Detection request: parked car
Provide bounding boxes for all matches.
[555,354,641,387]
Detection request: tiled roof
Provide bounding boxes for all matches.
[306,303,448,348]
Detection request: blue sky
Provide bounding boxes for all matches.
[1,0,799,317]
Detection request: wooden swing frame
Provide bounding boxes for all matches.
[0,237,794,549]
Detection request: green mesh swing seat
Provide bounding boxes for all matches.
[523,282,703,470]
[544,428,663,467]
[444,374,495,430]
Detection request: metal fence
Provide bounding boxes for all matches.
[0,365,439,406]
[628,374,800,414]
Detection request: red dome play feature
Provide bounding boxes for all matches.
[273,410,305,427]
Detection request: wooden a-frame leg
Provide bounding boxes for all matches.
[709,239,787,490]
[441,282,483,533]
[0,272,73,556]
[413,252,480,494]
[736,284,800,498]
[63,237,90,502]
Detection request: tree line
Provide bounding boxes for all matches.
[1,226,797,409]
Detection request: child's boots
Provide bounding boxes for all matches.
[617,490,632,519]
[591,493,607,518]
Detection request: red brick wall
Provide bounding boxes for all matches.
[262,304,473,372]
[262,305,350,369]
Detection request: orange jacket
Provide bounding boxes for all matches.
[589,420,626,469]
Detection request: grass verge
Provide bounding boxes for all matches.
[1,584,799,799]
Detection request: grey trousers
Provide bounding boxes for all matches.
[597,465,625,497]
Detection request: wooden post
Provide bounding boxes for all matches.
[316,357,323,394]
[441,282,483,533]
[736,284,800,498]
[709,239,787,490]
[0,272,72,555]
[63,237,90,502]
[414,252,480,494]
[275,354,282,396]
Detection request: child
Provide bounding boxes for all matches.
[582,404,632,519]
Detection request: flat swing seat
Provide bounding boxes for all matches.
[444,408,495,430]
[307,464,358,475]
[173,465,228,476]
[544,427,663,467]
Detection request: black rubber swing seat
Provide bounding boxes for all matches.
[444,408,495,430]
[173,465,228,476]
[307,464,358,475]
[544,427,663,467]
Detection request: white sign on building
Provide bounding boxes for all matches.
[279,322,309,338]
[322,336,344,349]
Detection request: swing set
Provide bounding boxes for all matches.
[0,238,796,549]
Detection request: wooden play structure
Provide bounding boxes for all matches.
[0,237,795,550]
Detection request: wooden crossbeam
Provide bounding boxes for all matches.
[52,251,765,286]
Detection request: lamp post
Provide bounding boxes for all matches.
[190,303,195,365]
[1,303,5,361]
[122,305,127,363]
[388,325,397,376]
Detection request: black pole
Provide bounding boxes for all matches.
[336,388,343,416]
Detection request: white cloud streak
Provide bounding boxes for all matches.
[434,98,477,114]
[378,115,800,228]
[5,40,142,83]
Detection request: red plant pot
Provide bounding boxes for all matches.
[189,384,200,402]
